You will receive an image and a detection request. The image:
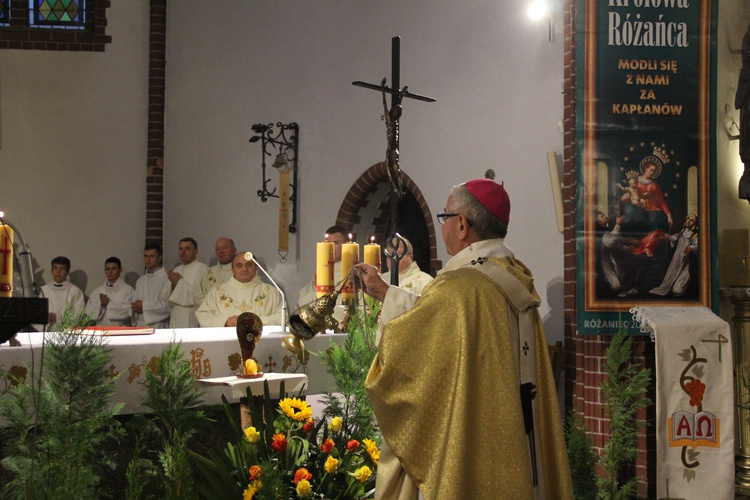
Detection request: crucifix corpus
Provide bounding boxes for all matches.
[352,36,436,286]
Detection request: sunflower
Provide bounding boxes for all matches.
[279,397,313,421]
[362,438,380,466]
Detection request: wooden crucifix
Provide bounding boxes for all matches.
[352,36,436,285]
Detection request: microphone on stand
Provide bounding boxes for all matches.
[243,252,287,333]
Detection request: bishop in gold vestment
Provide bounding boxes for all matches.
[358,179,572,500]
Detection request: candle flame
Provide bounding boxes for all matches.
[0,211,4,218]
[370,234,375,243]
[348,233,353,242]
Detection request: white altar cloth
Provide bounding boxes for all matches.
[197,372,308,399]
[0,327,346,415]
[631,306,734,500]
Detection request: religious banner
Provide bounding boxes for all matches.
[576,0,718,334]
[631,306,734,499]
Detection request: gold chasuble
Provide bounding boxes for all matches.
[366,243,572,500]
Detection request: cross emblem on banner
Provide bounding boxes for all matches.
[0,235,11,275]
[701,333,729,362]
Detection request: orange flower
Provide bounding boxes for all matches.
[294,467,313,485]
[271,432,288,452]
[346,440,360,452]
[302,418,314,433]
[321,438,335,453]
[249,465,262,481]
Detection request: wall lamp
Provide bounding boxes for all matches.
[249,122,299,234]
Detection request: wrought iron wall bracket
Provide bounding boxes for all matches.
[249,122,299,233]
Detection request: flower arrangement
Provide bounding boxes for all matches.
[193,298,381,499]
[242,396,378,499]
[193,387,378,499]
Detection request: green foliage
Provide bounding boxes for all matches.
[128,341,209,500]
[315,297,380,442]
[597,330,652,500]
[565,409,599,500]
[0,305,124,499]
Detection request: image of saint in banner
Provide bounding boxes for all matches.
[588,138,706,310]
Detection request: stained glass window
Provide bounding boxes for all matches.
[31,0,85,29]
[0,0,9,27]
[0,0,109,50]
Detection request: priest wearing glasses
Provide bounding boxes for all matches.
[355,178,572,500]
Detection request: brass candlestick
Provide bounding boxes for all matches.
[721,286,750,495]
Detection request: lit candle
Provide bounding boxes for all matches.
[341,234,359,302]
[316,239,334,298]
[0,220,13,298]
[363,235,381,271]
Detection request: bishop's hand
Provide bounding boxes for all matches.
[353,263,389,302]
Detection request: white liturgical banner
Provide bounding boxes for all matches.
[631,306,734,500]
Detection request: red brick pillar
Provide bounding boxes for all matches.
[562,1,655,497]
[146,0,166,246]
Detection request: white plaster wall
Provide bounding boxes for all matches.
[163,0,567,339]
[11,1,747,343]
[0,1,150,293]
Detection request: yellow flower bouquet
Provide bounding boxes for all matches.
[194,299,381,499]
[193,384,378,499]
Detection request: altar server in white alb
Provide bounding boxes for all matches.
[39,255,85,328]
[131,243,171,328]
[195,236,237,304]
[168,237,208,328]
[380,236,433,295]
[196,251,284,327]
[86,256,135,326]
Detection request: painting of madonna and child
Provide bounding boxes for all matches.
[585,140,711,308]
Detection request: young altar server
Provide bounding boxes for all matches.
[168,237,208,328]
[39,255,85,328]
[131,243,171,329]
[86,256,135,326]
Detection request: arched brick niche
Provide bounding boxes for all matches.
[335,162,442,276]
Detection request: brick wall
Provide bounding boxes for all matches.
[145,0,166,246]
[335,162,441,275]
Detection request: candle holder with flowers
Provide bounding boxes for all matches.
[236,312,264,379]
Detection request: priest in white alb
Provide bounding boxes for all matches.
[131,243,171,329]
[168,237,208,328]
[86,256,135,326]
[195,236,237,304]
[196,251,284,327]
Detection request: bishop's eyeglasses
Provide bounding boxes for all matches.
[436,212,473,226]
[436,212,460,225]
